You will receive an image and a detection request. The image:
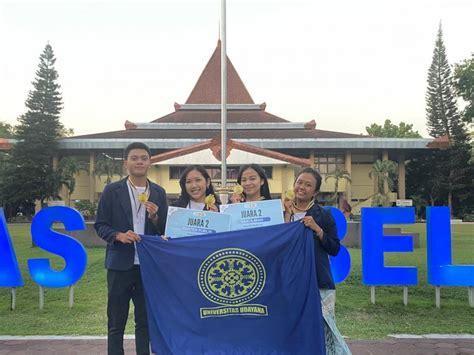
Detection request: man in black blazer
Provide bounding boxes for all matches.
[95,142,168,355]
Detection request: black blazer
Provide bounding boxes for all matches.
[305,204,340,290]
[94,177,168,271]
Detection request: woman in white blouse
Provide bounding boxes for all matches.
[171,165,220,211]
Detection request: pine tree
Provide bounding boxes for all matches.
[425,24,462,141]
[421,24,473,214]
[0,121,15,138]
[1,43,64,210]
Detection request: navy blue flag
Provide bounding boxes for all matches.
[137,222,325,354]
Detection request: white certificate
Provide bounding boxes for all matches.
[220,199,284,231]
[164,207,231,239]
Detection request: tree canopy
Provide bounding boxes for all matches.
[366,119,421,138]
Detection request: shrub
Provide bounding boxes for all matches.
[74,200,97,220]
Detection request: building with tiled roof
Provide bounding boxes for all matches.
[14,40,445,211]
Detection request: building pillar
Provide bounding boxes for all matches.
[382,150,389,194]
[52,155,67,203]
[309,150,315,168]
[154,165,162,185]
[345,151,352,203]
[53,155,59,169]
[89,152,96,202]
[281,165,288,194]
[398,153,406,199]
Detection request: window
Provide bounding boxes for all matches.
[314,154,344,174]
[169,166,188,180]
[206,166,239,180]
[352,154,376,164]
[262,166,273,179]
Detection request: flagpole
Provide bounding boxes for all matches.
[220,0,227,191]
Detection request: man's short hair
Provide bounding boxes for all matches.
[123,142,151,160]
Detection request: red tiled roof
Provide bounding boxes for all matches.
[71,128,363,140]
[152,109,288,124]
[0,138,13,150]
[426,135,450,149]
[185,40,254,104]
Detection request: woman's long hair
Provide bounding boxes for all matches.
[237,164,272,201]
[175,165,221,207]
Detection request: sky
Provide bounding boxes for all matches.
[0,0,472,138]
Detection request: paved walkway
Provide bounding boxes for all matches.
[347,338,474,354]
[0,336,473,354]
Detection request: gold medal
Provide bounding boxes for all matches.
[138,192,148,203]
[204,194,216,209]
[285,190,295,200]
[233,184,244,195]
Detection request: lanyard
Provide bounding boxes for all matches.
[289,200,314,222]
[128,177,149,216]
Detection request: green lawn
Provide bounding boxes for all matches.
[0,223,473,339]
[337,223,474,338]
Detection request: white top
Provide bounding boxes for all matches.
[127,182,147,265]
[292,212,306,221]
[188,200,205,210]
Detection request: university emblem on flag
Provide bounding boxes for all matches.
[198,248,269,318]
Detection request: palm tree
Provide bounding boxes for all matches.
[94,155,124,185]
[324,169,352,206]
[411,194,428,220]
[59,157,87,205]
[369,159,398,206]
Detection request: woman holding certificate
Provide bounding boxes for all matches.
[230,164,272,203]
[171,165,220,211]
[283,167,351,355]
